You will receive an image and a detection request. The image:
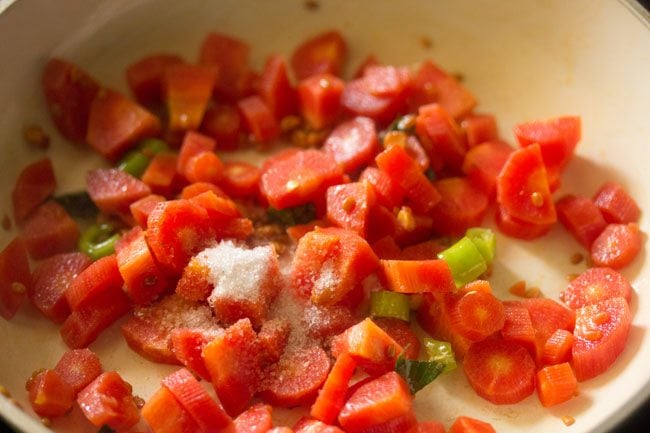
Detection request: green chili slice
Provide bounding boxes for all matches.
[370,290,411,322]
[423,338,457,373]
[137,138,169,157]
[267,203,316,227]
[79,223,120,260]
[117,151,151,178]
[438,236,487,287]
[395,354,445,395]
[466,227,496,265]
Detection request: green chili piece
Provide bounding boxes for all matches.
[423,338,457,373]
[79,223,120,260]
[466,227,496,265]
[395,354,445,395]
[137,138,169,157]
[117,151,151,178]
[267,203,316,227]
[370,290,411,322]
[389,114,417,133]
[438,236,487,287]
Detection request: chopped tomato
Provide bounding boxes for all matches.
[556,194,607,248]
[86,89,161,161]
[593,181,641,224]
[26,369,75,418]
[0,237,31,320]
[429,177,489,236]
[141,152,182,197]
[572,297,631,381]
[446,290,505,342]
[42,58,100,143]
[536,362,578,407]
[76,371,140,431]
[12,157,57,223]
[257,54,298,120]
[310,353,357,424]
[463,338,536,404]
[322,116,379,173]
[53,348,103,394]
[461,140,513,198]
[359,166,404,209]
[461,113,499,148]
[291,30,347,80]
[21,201,80,260]
[379,259,455,294]
[164,63,217,131]
[415,103,467,171]
[142,386,201,433]
[238,95,281,143]
[86,168,152,218]
[170,327,222,382]
[126,54,184,105]
[373,317,420,360]
[561,267,632,310]
[297,73,345,129]
[199,32,253,101]
[326,181,376,238]
[130,194,166,228]
[200,103,243,150]
[448,416,496,433]
[218,161,261,198]
[590,223,642,269]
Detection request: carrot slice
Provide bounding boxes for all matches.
[561,267,633,309]
[177,131,217,178]
[448,416,496,433]
[257,54,298,120]
[446,290,505,342]
[260,345,331,407]
[12,158,57,223]
[311,353,357,424]
[326,181,376,239]
[373,317,421,360]
[130,194,166,228]
[500,302,536,354]
[590,223,642,269]
[429,177,489,237]
[379,259,455,294]
[141,152,182,197]
[161,368,232,431]
[593,181,641,224]
[542,329,574,366]
[463,338,536,404]
[536,362,578,407]
[142,386,201,433]
[65,255,123,311]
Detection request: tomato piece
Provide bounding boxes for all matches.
[461,113,499,148]
[371,236,402,260]
[126,54,184,105]
[330,318,403,376]
[65,255,122,311]
[42,58,100,143]
[297,73,345,129]
[170,327,222,382]
[541,329,574,366]
[87,89,161,161]
[291,30,347,80]
[359,167,404,209]
[60,285,131,349]
[188,191,241,222]
[130,194,166,228]
[238,95,281,143]
[373,317,420,360]
[536,362,578,407]
[0,237,31,320]
[497,144,556,225]
[163,63,217,131]
[121,294,217,364]
[87,168,152,218]
[310,353,357,424]
[407,60,476,119]
[292,227,379,306]
[22,201,80,260]
[461,140,513,198]
[295,418,344,433]
[562,267,632,310]
[145,199,213,274]
[448,416,496,433]
[200,103,243,151]
[53,348,103,394]
[505,298,576,344]
[322,117,379,173]
[418,293,472,360]
[375,145,441,214]
[142,386,201,433]
[180,182,227,200]
[556,194,607,248]
[12,158,57,223]
[257,318,291,366]
[513,116,581,181]
[429,177,489,237]
[379,259,455,294]
[326,181,376,238]
[259,345,331,407]
[572,297,631,381]
[30,252,90,323]
[338,371,415,433]
[161,368,232,431]
[76,371,140,430]
[141,152,183,197]
[301,303,359,343]
[260,149,343,210]
[463,338,536,404]
[495,205,553,241]
[415,103,467,171]
[199,32,253,101]
[231,403,273,433]
[116,229,169,305]
[590,223,642,269]
[593,181,641,224]
[26,369,75,418]
[218,161,260,198]
[258,54,299,120]
[446,290,505,342]
[202,318,262,416]
[177,130,217,177]
[184,151,225,185]
[500,303,536,354]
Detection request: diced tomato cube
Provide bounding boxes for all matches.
[164,63,217,131]
[218,161,261,198]
[199,32,253,101]
[291,30,347,80]
[141,152,182,197]
[21,201,80,260]
[26,369,75,418]
[322,116,379,173]
[561,267,632,310]
[415,103,467,171]
[461,113,499,148]
[556,194,607,248]
[65,255,123,311]
[379,259,455,294]
[590,223,642,269]
[86,89,161,161]
[86,168,152,219]
[177,130,216,177]
[142,386,202,433]
[130,194,166,228]
[429,177,489,236]
[238,95,281,143]
[326,181,376,238]
[53,348,103,394]
[461,140,513,198]
[77,371,139,430]
[448,416,496,433]
[0,237,31,320]
[126,54,184,105]
[12,158,57,223]
[593,181,641,224]
[30,252,90,323]
[231,403,273,433]
[42,58,100,143]
[297,73,345,129]
[170,327,223,381]
[373,317,420,360]
[200,103,243,151]
[258,54,299,120]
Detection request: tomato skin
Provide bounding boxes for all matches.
[86,89,161,161]
[572,297,631,381]
[326,181,376,239]
[297,73,345,129]
[322,116,379,173]
[291,30,348,80]
[238,95,281,143]
[590,223,642,269]
[258,54,299,120]
[556,194,607,248]
[0,237,31,320]
[593,181,641,224]
[429,177,489,237]
[42,58,100,143]
[199,32,253,101]
[164,64,217,131]
[12,157,57,223]
[76,371,140,431]
[562,267,632,310]
[22,201,80,260]
[126,54,184,105]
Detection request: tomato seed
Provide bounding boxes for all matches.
[561,415,576,426]
[0,385,10,398]
[23,124,50,149]
[525,287,542,298]
[592,311,610,325]
[285,179,300,192]
[531,191,544,207]
[508,280,527,297]
[397,206,416,232]
[570,252,584,264]
[584,329,603,341]
[342,196,356,213]
[280,115,301,132]
[11,282,26,294]
[1,214,10,231]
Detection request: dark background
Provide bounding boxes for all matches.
[1,0,649,432]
